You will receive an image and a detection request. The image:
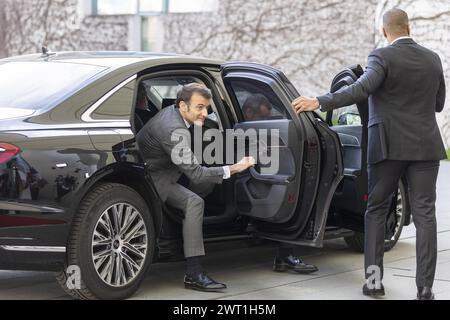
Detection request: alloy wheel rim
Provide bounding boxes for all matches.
[91,203,148,287]
[386,187,403,242]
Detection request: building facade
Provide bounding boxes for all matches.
[0,0,449,148]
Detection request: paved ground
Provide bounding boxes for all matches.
[1,161,450,300]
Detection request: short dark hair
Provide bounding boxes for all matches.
[242,94,272,113]
[176,83,212,108]
[383,8,409,35]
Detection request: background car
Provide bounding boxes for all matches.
[0,52,409,299]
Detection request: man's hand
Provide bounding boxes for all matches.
[292,96,320,113]
[230,156,256,175]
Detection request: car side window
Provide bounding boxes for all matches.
[91,79,136,121]
[227,78,289,122]
[138,75,222,128]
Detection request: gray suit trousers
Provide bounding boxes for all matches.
[165,181,214,258]
[364,160,439,288]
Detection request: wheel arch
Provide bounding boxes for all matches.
[70,163,163,239]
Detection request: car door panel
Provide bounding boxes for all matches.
[326,65,369,227]
[255,117,343,246]
[233,119,298,223]
[331,125,363,176]
[222,63,343,247]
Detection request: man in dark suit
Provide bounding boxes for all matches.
[137,83,255,292]
[292,8,446,299]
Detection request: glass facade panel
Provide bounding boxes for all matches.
[169,0,217,13]
[139,0,164,13]
[94,0,217,15]
[96,0,137,15]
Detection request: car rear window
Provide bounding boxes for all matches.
[0,61,107,110]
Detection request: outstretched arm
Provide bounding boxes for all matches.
[163,128,255,184]
[292,53,387,113]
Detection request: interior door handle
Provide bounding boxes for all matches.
[248,167,292,185]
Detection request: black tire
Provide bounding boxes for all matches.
[55,183,155,300]
[384,180,407,251]
[344,180,407,253]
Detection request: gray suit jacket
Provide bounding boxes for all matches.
[136,105,224,202]
[318,38,446,164]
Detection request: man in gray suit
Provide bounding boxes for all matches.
[137,83,255,292]
[292,8,446,299]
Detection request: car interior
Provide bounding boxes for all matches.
[133,76,222,132]
[132,75,236,230]
[131,72,300,233]
[325,66,367,180]
[323,66,369,225]
[329,103,363,177]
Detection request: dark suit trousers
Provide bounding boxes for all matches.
[165,180,214,258]
[364,160,439,288]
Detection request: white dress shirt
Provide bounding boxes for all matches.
[390,36,412,45]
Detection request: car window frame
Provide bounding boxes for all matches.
[223,72,293,124]
[134,69,229,132]
[81,74,137,123]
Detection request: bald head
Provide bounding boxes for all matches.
[383,8,410,39]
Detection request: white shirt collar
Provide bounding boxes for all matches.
[175,107,191,128]
[183,117,191,128]
[390,36,412,45]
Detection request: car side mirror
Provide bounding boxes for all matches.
[338,112,361,125]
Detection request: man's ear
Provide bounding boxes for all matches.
[406,24,410,36]
[179,100,188,112]
[382,27,387,39]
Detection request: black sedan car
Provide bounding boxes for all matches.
[0,52,409,299]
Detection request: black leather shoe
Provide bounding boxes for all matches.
[273,255,318,274]
[417,286,435,300]
[362,283,385,297]
[184,272,227,292]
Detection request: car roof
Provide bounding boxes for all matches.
[1,51,225,69]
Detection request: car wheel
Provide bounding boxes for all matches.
[344,180,407,253]
[384,180,407,251]
[55,183,155,300]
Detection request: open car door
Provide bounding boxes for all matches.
[325,65,370,231]
[221,62,343,247]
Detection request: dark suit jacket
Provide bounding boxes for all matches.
[135,107,157,124]
[136,105,224,202]
[317,38,447,164]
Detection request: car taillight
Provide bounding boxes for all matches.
[0,143,21,164]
